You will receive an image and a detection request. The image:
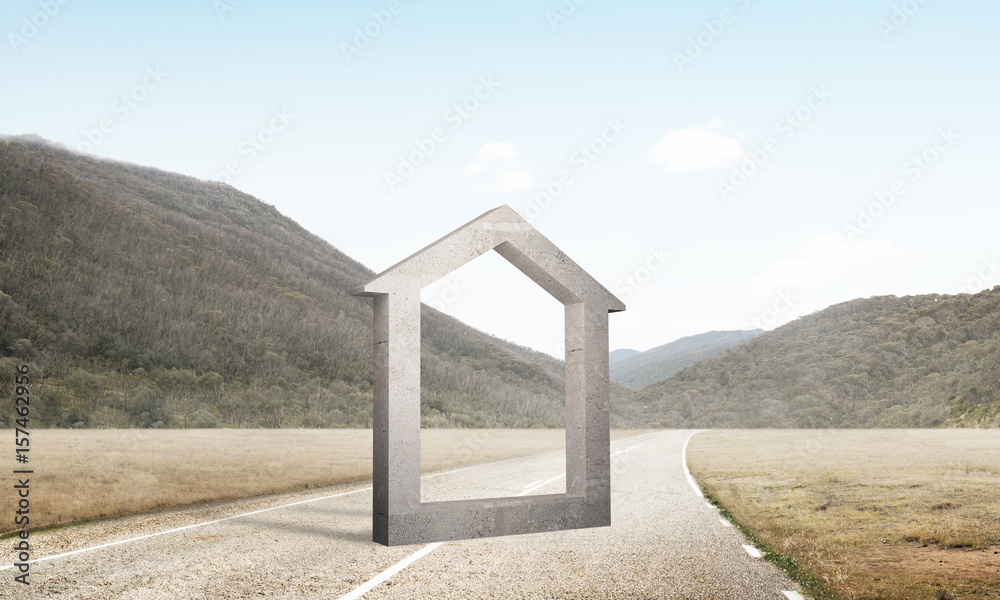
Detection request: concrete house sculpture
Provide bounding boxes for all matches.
[351,204,625,546]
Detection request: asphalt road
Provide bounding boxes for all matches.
[3,430,805,599]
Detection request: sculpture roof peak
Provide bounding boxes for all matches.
[352,204,624,312]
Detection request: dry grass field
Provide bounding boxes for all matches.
[1,428,650,537]
[687,430,1000,600]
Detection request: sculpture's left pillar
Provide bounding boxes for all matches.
[371,291,422,545]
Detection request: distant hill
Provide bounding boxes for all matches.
[611,330,763,388]
[609,348,640,364]
[0,135,642,429]
[631,291,1000,428]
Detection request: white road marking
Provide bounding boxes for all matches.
[681,430,704,497]
[0,486,373,572]
[422,452,558,480]
[427,429,667,481]
[683,433,795,600]
[335,432,676,599]
[517,473,565,496]
[337,470,573,600]
[523,479,546,489]
[611,432,672,458]
[4,432,674,594]
[336,542,444,600]
[2,437,660,573]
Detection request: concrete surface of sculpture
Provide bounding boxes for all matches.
[352,204,625,546]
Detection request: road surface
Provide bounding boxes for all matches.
[4,430,805,599]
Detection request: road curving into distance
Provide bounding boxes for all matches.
[3,431,805,599]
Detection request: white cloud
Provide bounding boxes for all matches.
[471,142,520,164]
[464,142,536,194]
[751,233,904,294]
[646,118,746,172]
[485,168,536,194]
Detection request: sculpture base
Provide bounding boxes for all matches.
[374,493,610,546]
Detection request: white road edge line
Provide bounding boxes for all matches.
[0,486,373,572]
[683,432,801,599]
[681,430,704,498]
[3,431,671,574]
[335,431,676,600]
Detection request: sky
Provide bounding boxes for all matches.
[2,0,999,358]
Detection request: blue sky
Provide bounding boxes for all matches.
[3,0,999,356]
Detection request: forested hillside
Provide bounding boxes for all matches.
[633,290,1000,428]
[4,136,996,432]
[0,136,642,429]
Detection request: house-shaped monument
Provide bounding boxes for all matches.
[351,204,625,546]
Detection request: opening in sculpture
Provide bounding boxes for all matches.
[352,204,625,546]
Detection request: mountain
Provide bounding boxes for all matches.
[631,291,1000,428]
[609,348,640,364]
[610,330,764,388]
[0,135,642,429]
